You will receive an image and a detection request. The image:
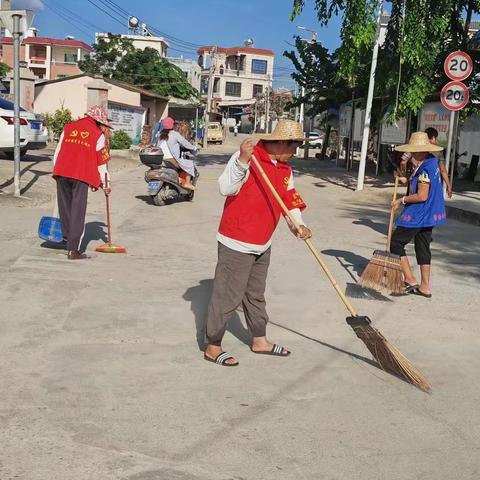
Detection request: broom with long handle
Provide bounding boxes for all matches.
[250,154,430,392]
[96,173,127,254]
[358,177,404,294]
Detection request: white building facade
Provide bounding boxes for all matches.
[167,56,201,92]
[198,44,274,118]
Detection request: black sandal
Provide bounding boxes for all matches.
[204,351,239,367]
[251,344,291,357]
[404,282,419,294]
[412,288,432,298]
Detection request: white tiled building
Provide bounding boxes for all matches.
[198,44,274,118]
[167,56,202,92]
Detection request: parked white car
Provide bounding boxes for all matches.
[0,98,48,159]
[306,131,323,148]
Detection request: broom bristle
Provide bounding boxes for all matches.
[359,250,404,294]
[346,316,431,392]
[95,243,127,254]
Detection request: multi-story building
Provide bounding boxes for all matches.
[167,56,201,92]
[198,43,274,118]
[0,34,92,81]
[95,33,169,58]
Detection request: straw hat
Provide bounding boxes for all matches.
[257,119,309,142]
[395,132,443,153]
[86,104,112,128]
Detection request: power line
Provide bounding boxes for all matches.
[45,0,106,33]
[85,0,126,28]
[42,2,93,38]
[94,0,203,50]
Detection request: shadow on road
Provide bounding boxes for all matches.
[80,221,108,251]
[270,321,380,369]
[183,279,252,351]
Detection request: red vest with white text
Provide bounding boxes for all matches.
[218,144,306,245]
[53,116,110,188]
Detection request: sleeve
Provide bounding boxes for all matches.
[418,170,431,184]
[218,151,250,196]
[52,131,64,166]
[173,131,197,152]
[282,172,307,212]
[96,134,111,166]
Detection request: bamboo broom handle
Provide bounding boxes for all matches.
[251,154,358,317]
[386,176,399,252]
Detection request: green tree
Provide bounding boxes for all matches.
[44,107,73,141]
[79,34,198,100]
[290,0,480,118]
[0,62,10,78]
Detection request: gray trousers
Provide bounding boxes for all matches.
[56,177,88,252]
[206,243,271,346]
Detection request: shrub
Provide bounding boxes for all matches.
[110,130,132,150]
[44,108,73,141]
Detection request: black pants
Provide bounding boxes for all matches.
[56,177,88,252]
[390,226,433,265]
[206,243,271,346]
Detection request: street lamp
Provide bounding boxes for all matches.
[0,8,34,197]
[297,25,317,43]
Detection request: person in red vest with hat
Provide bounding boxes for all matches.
[204,120,312,367]
[52,105,112,260]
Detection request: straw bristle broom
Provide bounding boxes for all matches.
[359,177,404,294]
[251,154,430,392]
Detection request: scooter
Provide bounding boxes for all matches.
[140,146,199,206]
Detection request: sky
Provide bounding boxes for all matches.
[11,0,343,90]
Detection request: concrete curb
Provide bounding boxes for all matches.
[446,205,480,227]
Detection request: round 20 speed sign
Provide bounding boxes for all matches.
[441,81,470,111]
[444,51,473,81]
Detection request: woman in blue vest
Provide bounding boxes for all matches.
[390,132,446,298]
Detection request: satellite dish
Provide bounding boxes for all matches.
[128,16,140,28]
[244,38,254,47]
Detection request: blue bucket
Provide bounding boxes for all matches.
[38,216,63,243]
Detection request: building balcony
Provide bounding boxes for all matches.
[28,57,47,66]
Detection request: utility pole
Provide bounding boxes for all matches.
[0,8,33,197]
[265,86,270,134]
[356,0,384,191]
[13,12,21,196]
[203,46,216,148]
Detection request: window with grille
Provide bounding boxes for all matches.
[64,53,77,63]
[253,84,263,97]
[251,59,267,74]
[225,81,241,97]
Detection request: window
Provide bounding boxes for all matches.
[253,84,263,97]
[251,59,267,74]
[213,78,220,93]
[64,53,77,63]
[225,81,241,97]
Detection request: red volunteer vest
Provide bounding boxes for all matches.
[218,144,306,245]
[53,117,110,188]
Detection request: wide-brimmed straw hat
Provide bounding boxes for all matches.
[395,132,443,153]
[257,119,309,142]
[86,104,112,128]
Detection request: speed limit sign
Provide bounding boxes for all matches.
[444,51,473,81]
[441,81,469,111]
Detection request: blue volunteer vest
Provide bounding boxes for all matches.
[396,155,446,228]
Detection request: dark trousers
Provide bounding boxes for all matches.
[56,177,88,252]
[390,226,433,265]
[206,243,271,346]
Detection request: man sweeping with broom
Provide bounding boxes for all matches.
[204,120,311,366]
[390,132,446,298]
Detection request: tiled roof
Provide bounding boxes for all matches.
[0,36,92,51]
[198,45,274,56]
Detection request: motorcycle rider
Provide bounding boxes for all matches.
[158,117,197,190]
